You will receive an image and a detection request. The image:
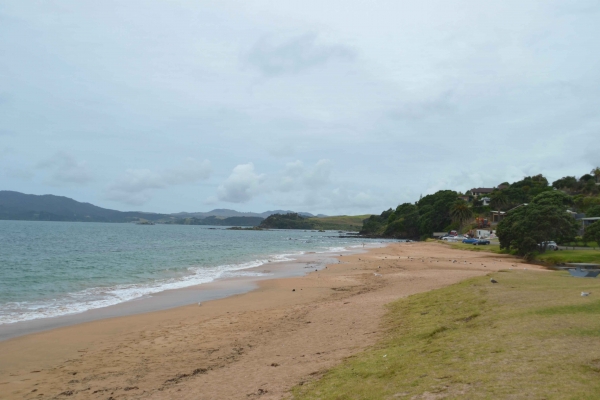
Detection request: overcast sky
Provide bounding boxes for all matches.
[1,1,599,214]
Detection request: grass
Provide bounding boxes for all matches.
[447,242,503,254]
[444,240,600,265]
[292,271,600,399]
[536,250,600,265]
[306,215,371,232]
[562,241,599,249]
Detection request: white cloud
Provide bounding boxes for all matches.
[36,152,93,186]
[105,159,212,205]
[217,163,265,203]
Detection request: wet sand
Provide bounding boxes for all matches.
[0,242,544,399]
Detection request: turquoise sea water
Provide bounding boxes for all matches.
[0,221,381,325]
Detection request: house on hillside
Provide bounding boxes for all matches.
[491,210,505,223]
[491,203,528,224]
[470,188,494,198]
[578,217,600,236]
[481,197,491,206]
[458,195,470,202]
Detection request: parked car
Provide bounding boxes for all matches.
[538,241,559,251]
[462,238,490,245]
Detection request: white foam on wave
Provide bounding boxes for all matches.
[0,240,388,326]
[0,251,307,325]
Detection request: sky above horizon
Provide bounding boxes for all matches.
[1,1,599,214]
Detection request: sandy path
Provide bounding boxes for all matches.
[0,242,542,400]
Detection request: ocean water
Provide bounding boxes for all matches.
[0,220,382,325]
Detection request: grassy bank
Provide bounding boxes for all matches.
[444,241,600,265]
[562,241,599,249]
[536,250,600,265]
[307,215,371,231]
[293,271,600,399]
[448,242,502,253]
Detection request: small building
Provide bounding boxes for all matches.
[491,203,528,224]
[476,229,491,238]
[578,217,600,236]
[481,196,491,206]
[491,211,506,223]
[458,195,470,202]
[470,188,494,197]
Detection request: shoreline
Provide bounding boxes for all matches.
[0,242,387,342]
[0,242,545,399]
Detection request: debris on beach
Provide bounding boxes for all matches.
[581,292,591,297]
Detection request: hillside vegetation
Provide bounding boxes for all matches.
[0,191,170,223]
[293,270,600,399]
[166,216,264,226]
[259,213,369,231]
[361,169,600,249]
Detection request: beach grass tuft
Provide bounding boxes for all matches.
[292,271,600,399]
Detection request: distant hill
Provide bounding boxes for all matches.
[0,191,171,223]
[172,209,322,219]
[259,213,370,231]
[0,191,327,224]
[167,216,264,227]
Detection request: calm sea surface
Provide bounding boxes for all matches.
[0,221,381,325]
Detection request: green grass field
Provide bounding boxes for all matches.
[447,242,503,254]
[536,250,600,265]
[292,271,600,399]
[562,241,599,249]
[444,241,600,265]
[307,215,371,231]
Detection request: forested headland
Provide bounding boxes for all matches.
[360,168,600,257]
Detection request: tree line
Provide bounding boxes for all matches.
[360,169,600,253]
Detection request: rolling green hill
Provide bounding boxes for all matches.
[259,213,370,231]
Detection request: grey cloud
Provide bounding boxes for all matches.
[105,159,212,206]
[217,163,264,203]
[246,33,355,76]
[389,91,455,120]
[2,1,599,214]
[6,168,34,180]
[36,152,93,186]
[303,159,332,188]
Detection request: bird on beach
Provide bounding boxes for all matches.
[581,292,591,297]
[490,278,498,284]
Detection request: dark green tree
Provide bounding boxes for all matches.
[490,190,509,210]
[592,167,600,184]
[450,201,473,230]
[417,190,458,234]
[586,205,600,218]
[583,221,600,248]
[497,192,578,256]
[530,190,573,208]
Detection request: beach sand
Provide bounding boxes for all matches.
[0,242,545,399]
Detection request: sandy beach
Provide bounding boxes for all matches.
[0,242,545,399]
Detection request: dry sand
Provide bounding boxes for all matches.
[0,242,545,400]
